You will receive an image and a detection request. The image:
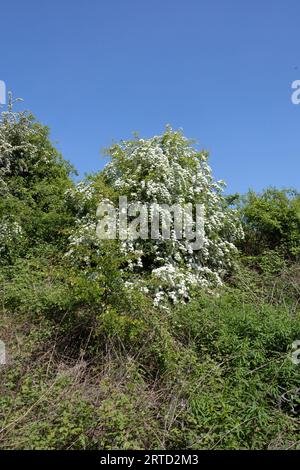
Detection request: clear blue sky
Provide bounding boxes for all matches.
[1,0,299,194]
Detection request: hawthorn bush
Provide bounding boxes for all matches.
[0,98,74,263]
[66,128,243,305]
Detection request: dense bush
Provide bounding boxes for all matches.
[0,99,74,262]
[0,104,299,450]
[1,279,300,449]
[66,128,243,305]
[239,188,300,259]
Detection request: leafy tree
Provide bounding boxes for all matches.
[239,188,300,259]
[0,96,74,261]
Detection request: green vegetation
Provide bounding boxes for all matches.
[0,105,299,450]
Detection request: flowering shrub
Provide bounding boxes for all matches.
[0,97,73,261]
[67,128,243,304]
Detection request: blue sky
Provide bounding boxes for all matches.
[1,0,299,194]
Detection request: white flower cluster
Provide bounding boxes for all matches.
[64,181,96,220]
[103,129,243,304]
[0,220,23,253]
[0,107,48,189]
[66,128,243,305]
[65,182,94,202]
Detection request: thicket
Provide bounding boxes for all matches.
[0,103,299,450]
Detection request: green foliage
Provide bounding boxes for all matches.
[0,106,74,262]
[239,188,300,259]
[0,342,97,450]
[1,107,300,450]
[1,258,300,449]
